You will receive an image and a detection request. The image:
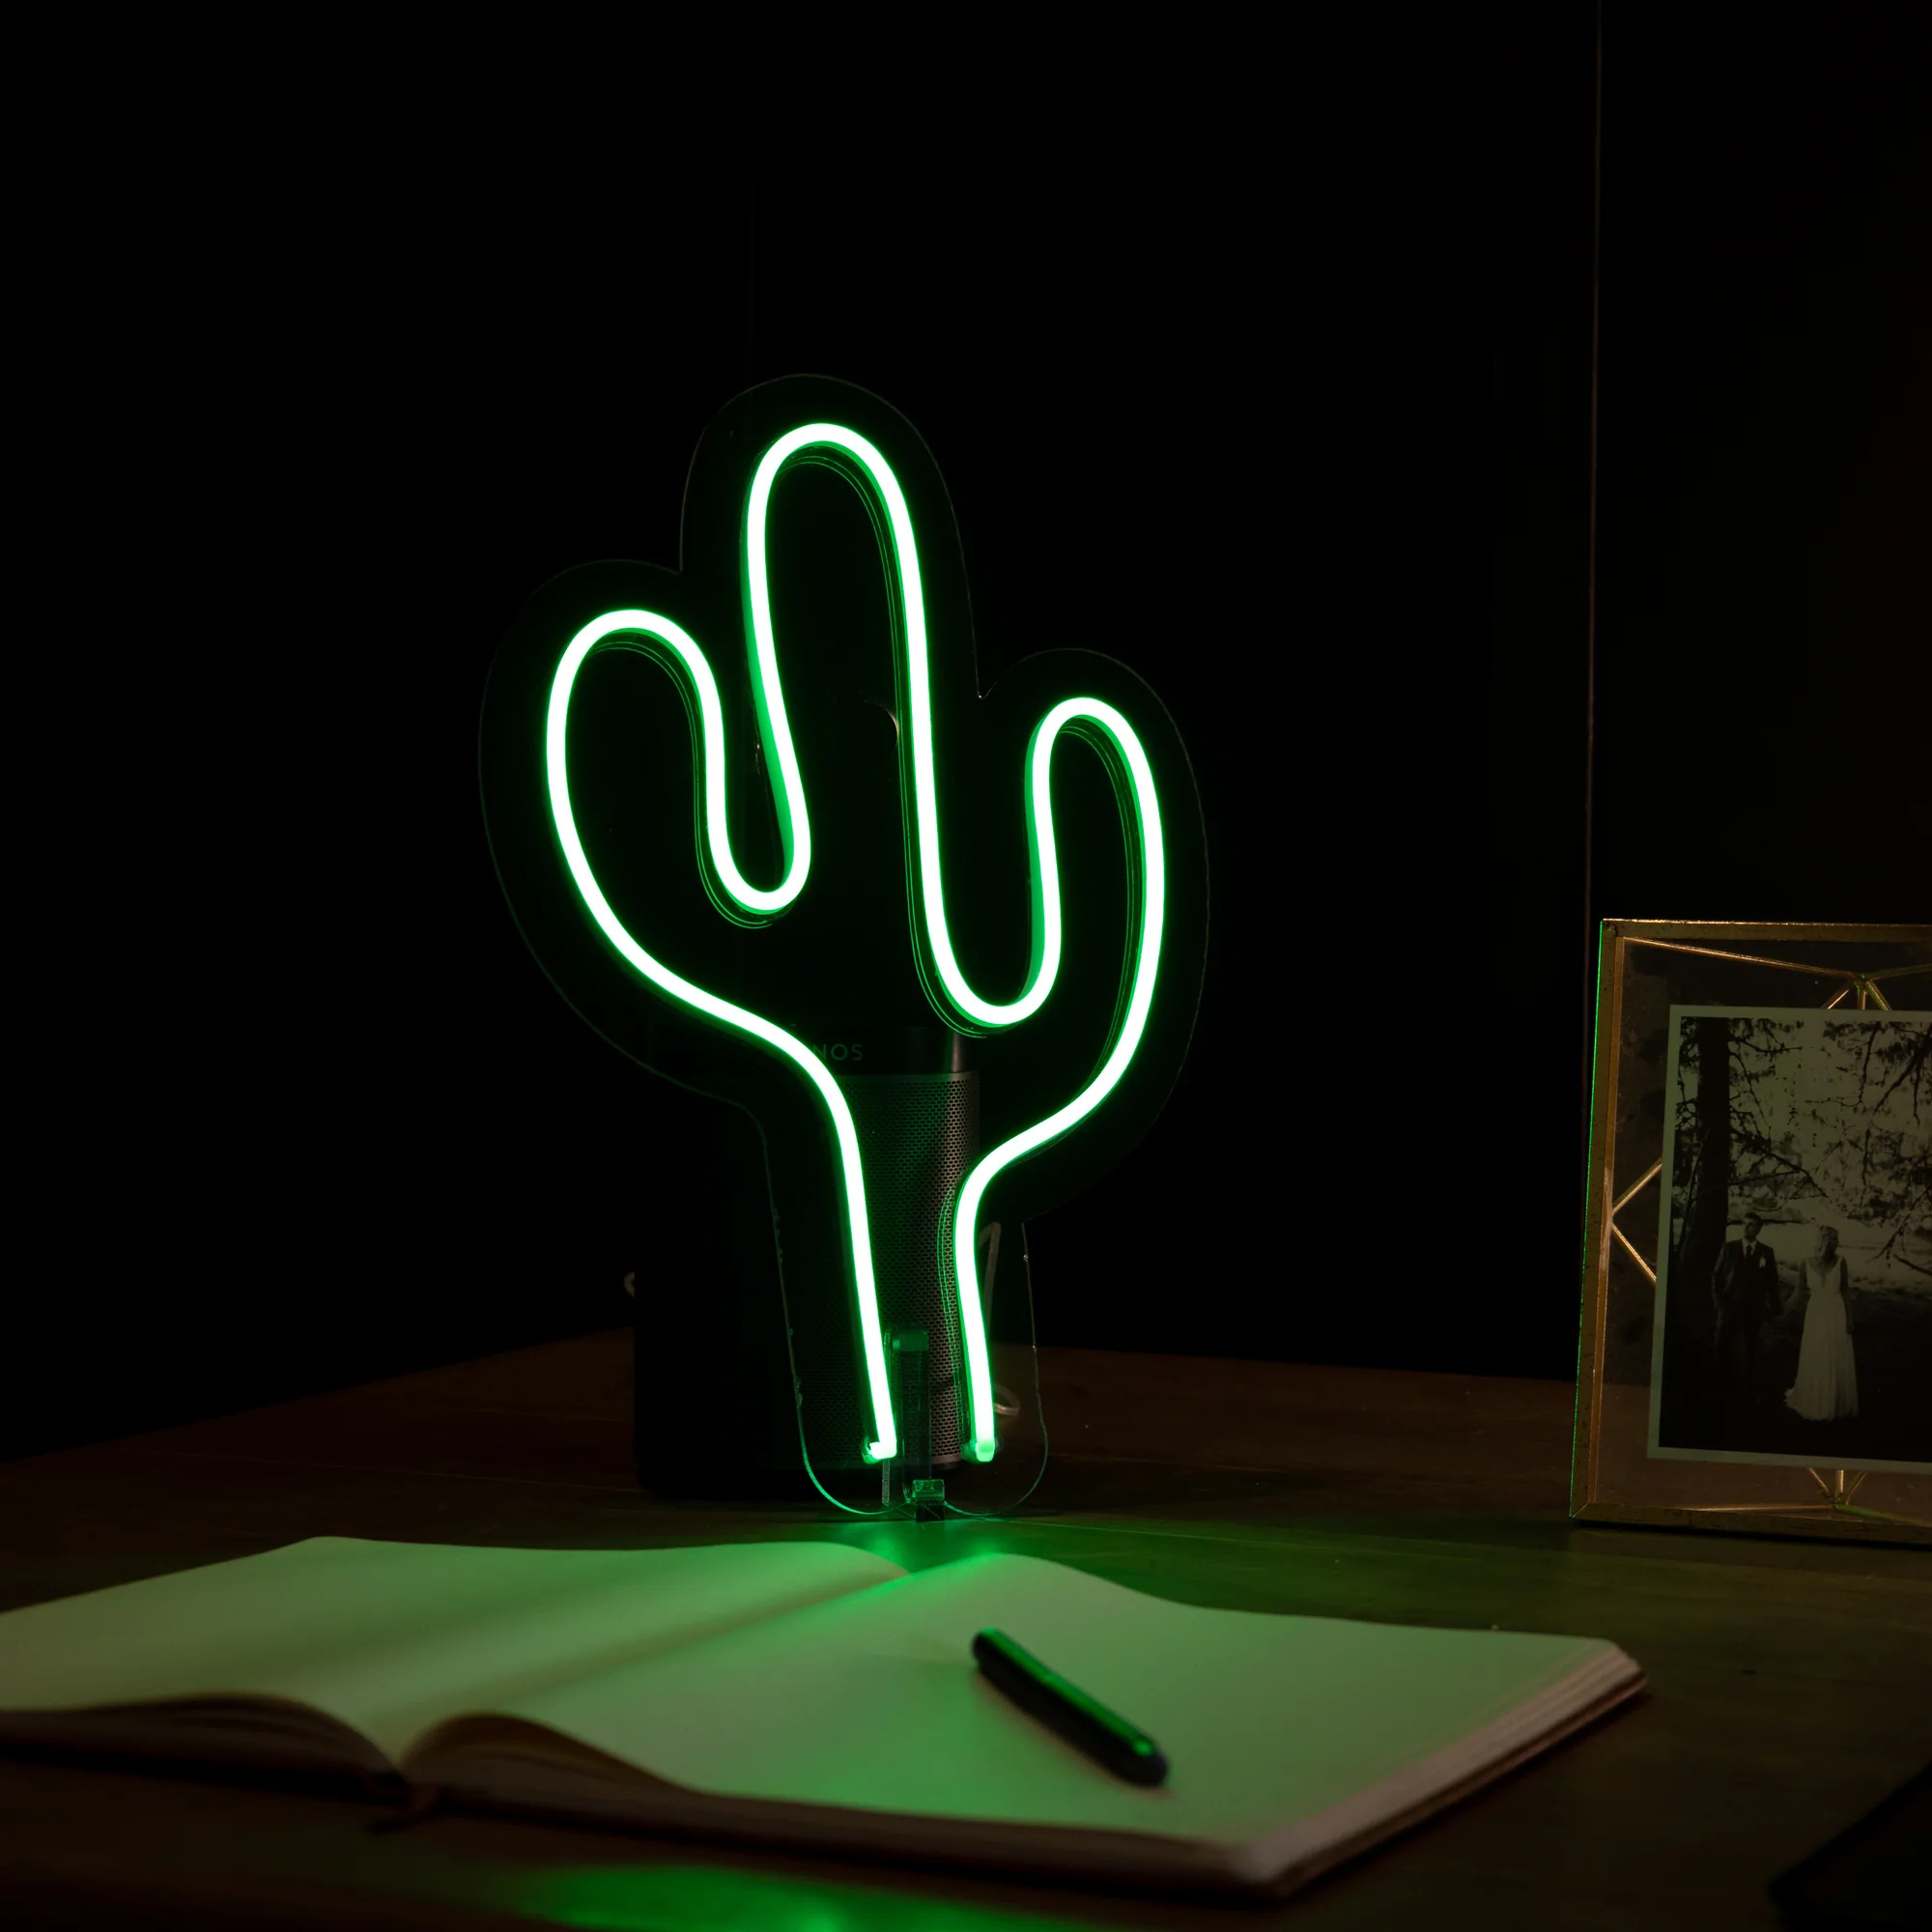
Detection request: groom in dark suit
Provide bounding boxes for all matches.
[1712,1214,1781,1391]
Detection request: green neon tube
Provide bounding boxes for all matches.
[747,424,1063,1029]
[948,697,1165,1460]
[545,428,1168,1475]
[746,429,1167,1461]
[545,611,896,1463]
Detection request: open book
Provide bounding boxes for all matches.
[0,1538,1642,1895]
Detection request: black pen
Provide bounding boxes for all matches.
[972,1629,1169,1787]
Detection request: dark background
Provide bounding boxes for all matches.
[14,5,1927,1458]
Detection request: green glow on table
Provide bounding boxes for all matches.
[518,1862,1070,1931]
[544,424,1168,1474]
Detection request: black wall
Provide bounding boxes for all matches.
[14,7,1926,1458]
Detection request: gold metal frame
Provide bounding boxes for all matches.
[1573,921,1932,1545]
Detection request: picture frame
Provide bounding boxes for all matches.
[1573,921,1932,1545]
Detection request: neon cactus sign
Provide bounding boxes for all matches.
[481,379,1205,1504]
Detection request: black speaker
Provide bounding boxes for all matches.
[630,1089,806,1501]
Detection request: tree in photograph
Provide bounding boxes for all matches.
[1717,1015,1931,1279]
[1821,1019,1932,1276]
[1672,1015,1732,1281]
[1724,1015,1807,1212]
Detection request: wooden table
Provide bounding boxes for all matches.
[2,1332,1927,1929]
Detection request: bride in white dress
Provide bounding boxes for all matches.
[1783,1226,1859,1422]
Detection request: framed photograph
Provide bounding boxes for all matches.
[1574,922,1932,1544]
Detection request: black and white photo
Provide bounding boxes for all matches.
[1650,1006,1932,1473]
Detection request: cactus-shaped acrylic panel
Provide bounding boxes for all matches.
[479,378,1208,1516]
